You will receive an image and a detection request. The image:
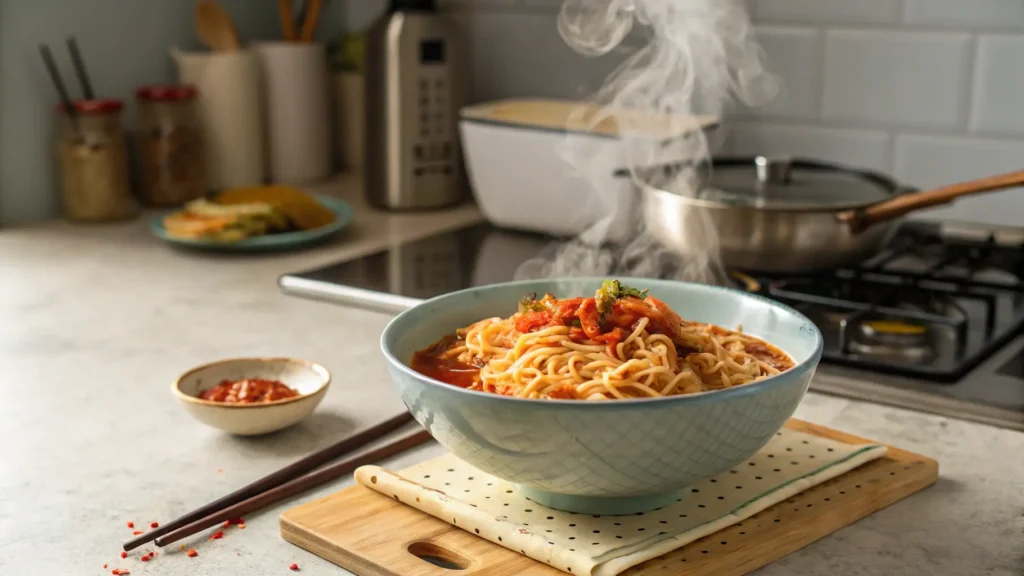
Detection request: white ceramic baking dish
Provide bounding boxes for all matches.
[459,99,717,241]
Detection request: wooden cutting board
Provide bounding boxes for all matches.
[280,419,937,576]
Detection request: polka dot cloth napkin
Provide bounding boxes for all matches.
[354,428,887,576]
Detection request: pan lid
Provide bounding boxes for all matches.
[698,156,900,210]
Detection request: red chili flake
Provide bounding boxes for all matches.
[112,569,130,575]
[132,531,144,535]
[126,521,134,529]
[187,549,198,558]
[103,564,108,569]
[239,523,247,529]
[289,563,300,571]
[209,530,224,540]
[228,517,245,525]
[150,521,159,528]
[120,551,128,559]
[140,555,150,562]
[222,520,231,528]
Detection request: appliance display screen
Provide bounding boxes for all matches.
[420,39,445,63]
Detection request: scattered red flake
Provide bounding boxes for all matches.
[132,531,144,535]
[239,523,247,529]
[140,555,150,562]
[112,569,130,575]
[103,564,108,569]
[120,551,128,559]
[126,521,134,529]
[289,563,300,571]
[222,520,230,528]
[187,549,198,558]
[150,521,159,528]
[209,530,224,540]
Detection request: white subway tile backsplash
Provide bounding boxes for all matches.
[754,0,901,24]
[904,0,1024,28]
[747,26,822,120]
[436,0,1024,228]
[970,35,1024,134]
[463,13,625,102]
[725,122,892,173]
[895,135,1024,227]
[822,30,970,129]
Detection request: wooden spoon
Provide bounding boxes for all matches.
[195,0,241,52]
[277,0,297,41]
[298,0,324,42]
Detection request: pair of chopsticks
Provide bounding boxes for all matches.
[277,0,324,43]
[123,412,432,551]
[39,38,95,131]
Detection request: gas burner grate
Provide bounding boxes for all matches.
[739,222,1024,381]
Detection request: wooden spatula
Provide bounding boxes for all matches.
[195,0,241,51]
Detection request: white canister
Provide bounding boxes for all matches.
[255,42,332,185]
[172,48,266,190]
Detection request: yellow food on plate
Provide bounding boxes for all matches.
[162,198,290,242]
[215,185,336,231]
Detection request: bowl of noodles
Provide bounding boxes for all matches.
[381,278,823,515]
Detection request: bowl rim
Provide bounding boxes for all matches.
[172,357,331,409]
[381,277,824,408]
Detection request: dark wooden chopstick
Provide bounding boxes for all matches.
[155,428,434,547]
[123,411,415,551]
[38,44,78,131]
[65,37,95,100]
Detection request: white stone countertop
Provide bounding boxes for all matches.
[1,175,1021,576]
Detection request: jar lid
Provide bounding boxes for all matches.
[56,98,125,114]
[136,85,198,101]
[57,98,125,114]
[698,156,900,211]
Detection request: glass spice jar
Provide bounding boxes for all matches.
[56,99,137,222]
[135,85,207,207]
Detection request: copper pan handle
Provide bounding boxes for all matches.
[838,168,1024,233]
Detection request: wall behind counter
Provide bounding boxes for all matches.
[442,0,1024,228]
[0,0,382,225]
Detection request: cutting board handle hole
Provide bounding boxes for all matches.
[408,541,470,570]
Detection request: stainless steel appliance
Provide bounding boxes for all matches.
[365,0,466,210]
[279,221,1024,431]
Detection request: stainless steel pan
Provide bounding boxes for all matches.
[642,156,1024,274]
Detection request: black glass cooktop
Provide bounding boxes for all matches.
[280,221,1024,429]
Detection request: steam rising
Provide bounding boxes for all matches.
[514,0,776,284]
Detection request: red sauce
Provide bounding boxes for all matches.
[742,342,795,371]
[199,378,300,404]
[410,334,482,389]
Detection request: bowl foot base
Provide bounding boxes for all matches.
[516,485,684,516]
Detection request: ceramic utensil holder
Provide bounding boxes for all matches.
[255,42,332,184]
[172,48,266,190]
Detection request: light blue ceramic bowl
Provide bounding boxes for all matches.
[381,278,823,515]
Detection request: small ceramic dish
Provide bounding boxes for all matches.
[173,358,330,435]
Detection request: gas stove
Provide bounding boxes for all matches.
[280,220,1024,431]
[733,221,1024,382]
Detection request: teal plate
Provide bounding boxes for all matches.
[151,194,354,252]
